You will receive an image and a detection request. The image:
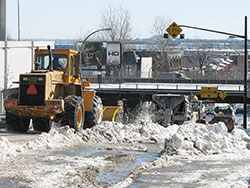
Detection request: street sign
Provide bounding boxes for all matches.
[201,87,218,98]
[219,91,227,100]
[166,22,182,39]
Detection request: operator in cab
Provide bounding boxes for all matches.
[35,54,68,71]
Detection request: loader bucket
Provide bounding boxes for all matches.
[103,106,122,122]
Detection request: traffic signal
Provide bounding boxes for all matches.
[163,33,169,38]
[180,34,185,39]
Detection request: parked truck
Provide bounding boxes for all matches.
[152,94,190,126]
[4,46,104,132]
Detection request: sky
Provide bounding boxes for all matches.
[6,0,250,40]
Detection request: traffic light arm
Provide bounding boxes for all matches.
[180,17,248,130]
[179,24,244,39]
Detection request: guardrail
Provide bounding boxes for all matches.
[90,82,244,92]
[89,77,247,85]
[91,82,248,104]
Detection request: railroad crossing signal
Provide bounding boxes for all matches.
[219,91,227,100]
[166,22,182,39]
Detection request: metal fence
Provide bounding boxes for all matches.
[86,70,245,84]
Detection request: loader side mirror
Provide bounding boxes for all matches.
[34,61,40,70]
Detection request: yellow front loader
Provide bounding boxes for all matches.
[4,46,103,132]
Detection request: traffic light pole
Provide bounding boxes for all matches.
[244,16,248,129]
[179,16,248,129]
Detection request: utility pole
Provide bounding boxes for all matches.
[0,0,6,41]
[0,0,7,101]
[244,16,248,129]
[17,0,21,41]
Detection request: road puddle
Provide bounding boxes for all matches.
[0,180,25,188]
[62,143,162,185]
[97,148,160,184]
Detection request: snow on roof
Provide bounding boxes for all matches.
[225,59,233,63]
[219,58,231,65]
[209,64,218,70]
[219,63,227,67]
[217,67,224,71]
[209,58,233,72]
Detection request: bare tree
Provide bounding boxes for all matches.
[100,5,132,44]
[151,15,180,74]
[151,15,171,39]
[197,50,210,76]
[186,41,211,77]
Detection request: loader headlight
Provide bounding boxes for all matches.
[22,77,28,81]
[38,77,44,81]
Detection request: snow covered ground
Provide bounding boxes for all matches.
[0,111,250,187]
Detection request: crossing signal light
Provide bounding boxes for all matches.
[163,33,169,39]
[180,34,185,39]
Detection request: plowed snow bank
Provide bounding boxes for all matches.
[1,119,250,161]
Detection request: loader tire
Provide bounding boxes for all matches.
[33,118,52,133]
[6,112,30,133]
[61,95,84,132]
[85,95,103,128]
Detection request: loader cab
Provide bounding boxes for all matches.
[36,54,68,70]
[34,48,81,84]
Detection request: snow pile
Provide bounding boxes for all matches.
[231,128,250,142]
[164,122,250,155]
[23,126,83,150]
[0,126,84,161]
[79,107,179,144]
[1,116,250,161]
[0,137,19,160]
[79,120,178,144]
[0,119,168,161]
